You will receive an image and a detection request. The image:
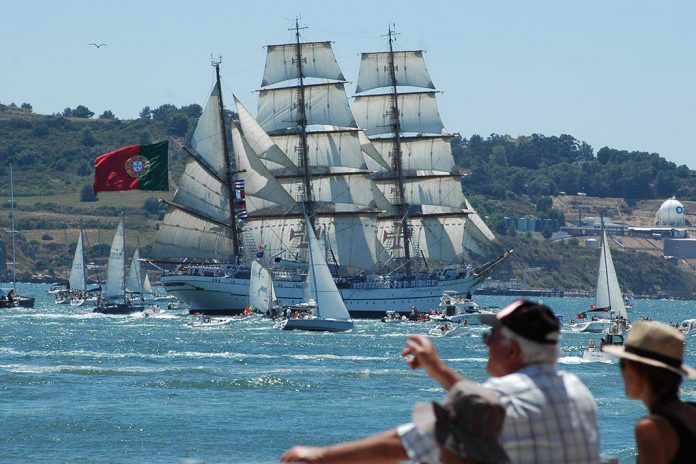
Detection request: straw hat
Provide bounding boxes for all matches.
[602,321,696,379]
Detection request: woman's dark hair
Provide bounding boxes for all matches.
[626,359,682,396]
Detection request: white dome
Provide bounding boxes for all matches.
[655,197,686,226]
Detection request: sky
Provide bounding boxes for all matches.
[2,0,695,168]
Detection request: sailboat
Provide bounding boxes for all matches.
[572,228,629,333]
[0,165,35,309]
[153,28,509,318]
[248,259,278,317]
[281,212,353,332]
[94,215,144,314]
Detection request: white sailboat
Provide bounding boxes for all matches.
[281,213,353,332]
[248,259,278,317]
[572,229,629,333]
[154,28,509,318]
[94,215,144,314]
[0,165,35,309]
[66,225,98,306]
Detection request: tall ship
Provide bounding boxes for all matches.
[154,24,509,318]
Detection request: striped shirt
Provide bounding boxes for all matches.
[399,363,600,464]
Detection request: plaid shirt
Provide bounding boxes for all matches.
[399,363,600,464]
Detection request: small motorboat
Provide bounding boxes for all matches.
[678,319,696,336]
[428,323,471,337]
[187,314,231,328]
[582,324,624,363]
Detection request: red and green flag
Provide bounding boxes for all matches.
[93,141,169,193]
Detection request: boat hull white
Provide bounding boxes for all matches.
[571,319,615,333]
[582,349,617,363]
[161,273,484,318]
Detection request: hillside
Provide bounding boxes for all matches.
[1,103,696,298]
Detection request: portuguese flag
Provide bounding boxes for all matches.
[93,141,169,193]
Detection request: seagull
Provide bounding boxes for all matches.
[89,43,107,48]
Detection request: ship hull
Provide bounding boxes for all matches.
[161,273,484,318]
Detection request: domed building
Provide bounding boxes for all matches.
[655,197,686,227]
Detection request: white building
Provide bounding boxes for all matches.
[655,197,686,227]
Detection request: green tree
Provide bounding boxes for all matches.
[99,110,116,119]
[71,105,94,118]
[80,184,97,202]
[139,106,152,119]
[21,103,32,112]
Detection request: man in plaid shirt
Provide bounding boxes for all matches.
[281,300,600,463]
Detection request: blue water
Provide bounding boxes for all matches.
[1,283,694,463]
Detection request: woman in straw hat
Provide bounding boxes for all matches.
[602,320,696,463]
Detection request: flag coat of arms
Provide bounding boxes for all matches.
[93,141,169,193]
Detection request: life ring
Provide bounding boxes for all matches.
[587,340,595,349]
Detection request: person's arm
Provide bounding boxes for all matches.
[280,428,408,463]
[401,335,462,390]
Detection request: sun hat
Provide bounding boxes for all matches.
[412,380,510,463]
[480,299,560,345]
[602,320,696,379]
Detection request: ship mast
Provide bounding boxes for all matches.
[212,57,241,259]
[292,18,315,223]
[385,24,412,277]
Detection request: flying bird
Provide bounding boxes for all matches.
[89,43,107,48]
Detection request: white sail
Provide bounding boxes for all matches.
[191,82,227,177]
[154,209,235,260]
[375,176,466,209]
[243,215,379,272]
[231,122,297,213]
[249,260,274,314]
[262,41,345,86]
[68,227,87,291]
[257,83,357,133]
[142,273,153,297]
[353,92,445,137]
[104,217,125,300]
[596,230,627,318]
[279,173,379,209]
[270,131,366,170]
[369,136,454,173]
[125,249,142,293]
[304,214,350,321]
[151,82,237,261]
[234,96,295,169]
[356,51,435,93]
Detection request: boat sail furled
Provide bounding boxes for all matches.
[353,26,495,273]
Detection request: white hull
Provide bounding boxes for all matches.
[281,317,353,332]
[582,349,617,363]
[161,273,484,318]
[429,325,471,337]
[571,319,615,333]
